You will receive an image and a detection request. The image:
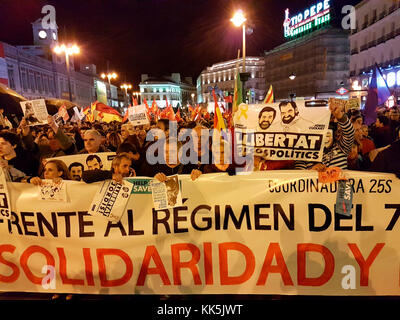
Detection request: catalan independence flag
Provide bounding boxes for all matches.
[212,89,226,131]
[263,85,274,104]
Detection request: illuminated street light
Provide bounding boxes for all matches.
[101,72,118,84]
[53,44,80,101]
[230,10,247,27]
[231,10,247,73]
[289,73,296,80]
[120,83,132,93]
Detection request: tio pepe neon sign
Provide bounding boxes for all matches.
[284,0,331,38]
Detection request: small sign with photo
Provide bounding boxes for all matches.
[150,175,182,210]
[20,99,49,126]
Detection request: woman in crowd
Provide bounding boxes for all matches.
[27,159,71,185]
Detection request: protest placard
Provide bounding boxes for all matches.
[1,171,400,295]
[128,105,149,126]
[88,179,133,222]
[48,152,116,171]
[0,169,11,219]
[38,179,67,202]
[20,99,48,126]
[150,175,182,210]
[233,101,330,161]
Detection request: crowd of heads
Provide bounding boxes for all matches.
[0,102,398,185]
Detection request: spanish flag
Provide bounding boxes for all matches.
[263,85,274,104]
[83,101,122,123]
[83,102,98,122]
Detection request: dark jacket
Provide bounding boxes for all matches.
[370,125,393,148]
[82,168,135,183]
[369,139,400,177]
[78,144,111,154]
[138,161,197,178]
[8,147,40,177]
[203,164,236,175]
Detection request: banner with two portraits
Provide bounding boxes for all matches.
[233,100,331,162]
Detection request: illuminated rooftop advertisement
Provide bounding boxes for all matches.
[283,0,331,39]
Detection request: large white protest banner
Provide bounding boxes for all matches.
[20,99,49,126]
[233,101,331,161]
[48,152,116,171]
[0,171,399,296]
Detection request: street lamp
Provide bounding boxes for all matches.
[289,73,296,101]
[231,9,251,102]
[53,44,80,102]
[101,72,118,84]
[230,10,247,73]
[121,83,132,107]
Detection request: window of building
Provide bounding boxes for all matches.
[43,76,49,93]
[21,70,28,91]
[49,77,55,94]
[363,14,368,28]
[7,66,15,90]
[36,74,42,92]
[387,72,396,87]
[29,73,35,91]
[372,9,377,23]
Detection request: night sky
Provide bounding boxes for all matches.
[0,0,360,89]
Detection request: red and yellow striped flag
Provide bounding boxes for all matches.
[263,85,274,104]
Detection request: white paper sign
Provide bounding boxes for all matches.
[73,106,85,120]
[88,179,133,222]
[128,105,149,126]
[0,169,12,219]
[20,99,48,126]
[38,179,67,202]
[150,175,182,210]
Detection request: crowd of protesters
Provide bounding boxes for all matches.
[0,102,398,301]
[0,102,399,189]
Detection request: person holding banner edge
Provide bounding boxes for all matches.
[295,100,355,171]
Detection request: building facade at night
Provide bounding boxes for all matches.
[139,73,196,108]
[349,0,400,106]
[197,57,266,104]
[264,0,350,101]
[264,28,350,101]
[0,19,124,109]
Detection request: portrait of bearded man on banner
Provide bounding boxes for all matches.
[273,101,315,132]
[257,106,277,131]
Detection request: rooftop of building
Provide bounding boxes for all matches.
[140,73,194,87]
[200,57,264,74]
[264,26,349,56]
